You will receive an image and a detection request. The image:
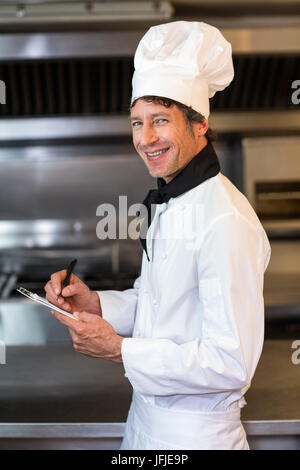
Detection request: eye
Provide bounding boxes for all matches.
[131,121,142,128]
[155,118,168,124]
[132,121,143,127]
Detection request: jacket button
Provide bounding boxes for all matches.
[162,253,167,260]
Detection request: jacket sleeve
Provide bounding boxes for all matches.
[97,275,141,337]
[121,213,271,396]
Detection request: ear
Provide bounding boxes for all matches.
[195,119,209,137]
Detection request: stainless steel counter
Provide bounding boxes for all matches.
[0,343,132,423]
[0,339,300,449]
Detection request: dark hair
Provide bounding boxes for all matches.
[130,95,217,142]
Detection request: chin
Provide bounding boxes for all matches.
[148,168,167,179]
[149,170,162,179]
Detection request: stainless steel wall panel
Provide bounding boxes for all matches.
[0,150,152,221]
[0,32,144,61]
[0,116,132,140]
[1,112,300,142]
[0,28,300,60]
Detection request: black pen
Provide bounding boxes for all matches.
[56,259,77,302]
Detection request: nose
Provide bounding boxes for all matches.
[140,123,159,148]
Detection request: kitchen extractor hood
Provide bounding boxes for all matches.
[0,49,299,138]
[0,2,299,137]
[0,1,174,24]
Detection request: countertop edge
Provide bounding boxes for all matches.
[1,421,300,438]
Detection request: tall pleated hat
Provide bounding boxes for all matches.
[131,21,234,119]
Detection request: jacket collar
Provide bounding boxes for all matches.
[156,140,220,201]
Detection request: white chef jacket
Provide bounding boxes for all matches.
[98,171,271,449]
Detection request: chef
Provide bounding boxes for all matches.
[45,21,271,450]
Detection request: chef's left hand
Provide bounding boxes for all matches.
[51,310,123,363]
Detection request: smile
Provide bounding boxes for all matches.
[146,147,170,160]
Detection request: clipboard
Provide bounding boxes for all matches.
[16,287,78,321]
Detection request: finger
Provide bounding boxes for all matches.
[51,309,80,329]
[67,327,79,342]
[72,344,89,355]
[73,311,101,324]
[50,270,67,297]
[44,280,55,297]
[45,280,60,304]
[59,300,72,312]
[61,281,82,298]
[45,281,72,311]
[68,328,89,345]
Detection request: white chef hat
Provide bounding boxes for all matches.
[131,21,234,119]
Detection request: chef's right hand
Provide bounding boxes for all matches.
[44,271,102,316]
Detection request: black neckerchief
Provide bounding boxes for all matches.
[139,140,221,261]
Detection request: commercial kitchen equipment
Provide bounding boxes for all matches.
[0,0,300,450]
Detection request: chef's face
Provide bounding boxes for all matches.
[130,99,208,183]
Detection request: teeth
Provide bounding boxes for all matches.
[147,149,168,157]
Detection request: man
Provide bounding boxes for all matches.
[45,21,271,449]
